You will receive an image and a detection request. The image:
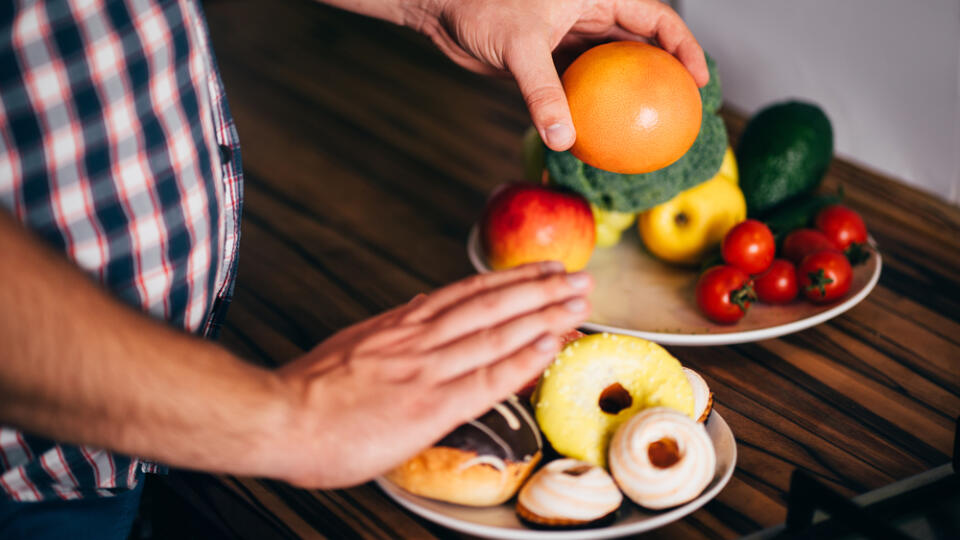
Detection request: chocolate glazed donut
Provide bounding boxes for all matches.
[385,396,543,506]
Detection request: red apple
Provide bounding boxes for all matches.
[481,182,595,272]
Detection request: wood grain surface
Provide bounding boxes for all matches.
[181,1,960,538]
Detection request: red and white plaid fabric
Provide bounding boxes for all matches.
[0,0,243,501]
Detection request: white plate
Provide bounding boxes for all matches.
[377,412,737,539]
[467,225,882,346]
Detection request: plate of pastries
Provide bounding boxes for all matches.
[376,332,736,539]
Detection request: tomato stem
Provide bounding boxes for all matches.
[805,268,834,297]
[730,283,757,313]
[845,242,870,265]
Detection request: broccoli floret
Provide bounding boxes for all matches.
[700,53,722,114]
[546,113,727,212]
[544,52,727,213]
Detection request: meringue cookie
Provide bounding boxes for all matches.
[683,368,714,423]
[516,458,622,527]
[609,407,716,509]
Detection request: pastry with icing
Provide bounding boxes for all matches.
[608,407,716,509]
[385,396,541,506]
[516,458,622,528]
[683,367,714,423]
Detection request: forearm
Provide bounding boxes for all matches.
[0,211,292,478]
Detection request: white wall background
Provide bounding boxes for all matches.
[677,0,960,204]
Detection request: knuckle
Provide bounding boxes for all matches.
[403,389,439,420]
[475,365,495,393]
[398,296,429,324]
[480,326,508,351]
[442,274,486,304]
[355,328,396,354]
[465,272,493,291]
[543,304,571,326]
[547,273,572,296]
[478,293,504,313]
[657,13,690,49]
[523,86,565,112]
[398,308,423,325]
[387,355,426,384]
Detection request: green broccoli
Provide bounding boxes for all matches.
[546,113,727,212]
[700,53,722,114]
[545,52,727,213]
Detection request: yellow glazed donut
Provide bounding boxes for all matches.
[608,407,716,509]
[533,333,695,468]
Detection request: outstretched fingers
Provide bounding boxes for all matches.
[422,271,593,347]
[423,297,589,383]
[435,332,564,426]
[405,262,565,322]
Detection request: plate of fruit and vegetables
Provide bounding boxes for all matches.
[468,212,880,346]
[377,333,737,539]
[471,51,881,346]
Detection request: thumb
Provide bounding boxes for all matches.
[505,40,576,151]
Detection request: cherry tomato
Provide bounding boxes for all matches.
[815,205,868,250]
[722,219,775,275]
[797,250,853,303]
[696,265,756,324]
[781,228,839,264]
[754,259,799,304]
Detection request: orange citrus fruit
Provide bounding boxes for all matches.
[563,41,702,174]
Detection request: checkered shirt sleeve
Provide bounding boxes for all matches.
[0,0,243,501]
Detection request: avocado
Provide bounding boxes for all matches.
[737,101,833,215]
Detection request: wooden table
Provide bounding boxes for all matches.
[171,1,960,537]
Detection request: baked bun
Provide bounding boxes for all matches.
[385,396,541,506]
[683,368,714,423]
[516,458,622,528]
[608,407,716,509]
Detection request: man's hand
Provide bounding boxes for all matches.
[272,262,592,488]
[402,0,709,151]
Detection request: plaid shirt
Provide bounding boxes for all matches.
[0,0,243,501]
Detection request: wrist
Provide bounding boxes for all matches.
[244,369,308,480]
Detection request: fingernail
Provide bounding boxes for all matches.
[540,261,565,274]
[564,297,587,313]
[535,334,557,352]
[544,123,574,148]
[566,272,591,290]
